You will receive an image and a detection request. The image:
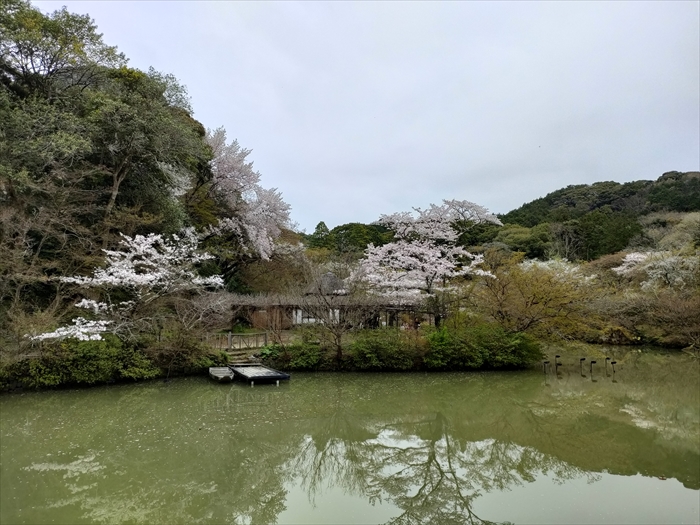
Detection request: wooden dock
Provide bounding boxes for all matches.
[228,363,290,386]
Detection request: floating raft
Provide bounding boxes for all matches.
[208,367,234,382]
[228,363,290,386]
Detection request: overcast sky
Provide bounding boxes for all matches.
[34,1,700,232]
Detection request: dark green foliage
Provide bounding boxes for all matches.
[577,209,642,260]
[328,223,393,253]
[307,221,331,248]
[305,221,392,254]
[503,174,700,229]
[143,335,225,371]
[424,328,485,369]
[0,334,159,389]
[282,343,324,370]
[119,347,162,380]
[259,326,540,372]
[1,2,214,328]
[259,344,282,361]
[502,180,656,227]
[424,324,542,370]
[494,223,552,259]
[350,330,415,371]
[0,1,126,99]
[455,221,501,248]
[191,351,229,370]
[259,342,325,370]
[498,173,699,260]
[647,172,700,212]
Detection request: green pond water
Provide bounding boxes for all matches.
[1,347,699,525]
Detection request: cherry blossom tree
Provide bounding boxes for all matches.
[608,251,700,349]
[30,228,223,341]
[376,199,502,242]
[61,228,223,302]
[612,251,699,290]
[29,318,112,342]
[204,127,291,260]
[357,240,488,302]
[357,200,499,305]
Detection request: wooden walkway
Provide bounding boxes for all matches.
[228,363,290,386]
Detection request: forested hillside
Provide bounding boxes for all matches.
[494,172,700,260]
[502,172,700,226]
[1,0,292,382]
[304,171,700,262]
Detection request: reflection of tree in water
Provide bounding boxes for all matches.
[297,410,593,525]
[291,411,375,504]
[3,354,696,524]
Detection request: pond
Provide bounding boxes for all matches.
[1,347,699,524]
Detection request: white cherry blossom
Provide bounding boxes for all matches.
[358,199,497,302]
[29,318,112,342]
[377,199,502,242]
[611,251,699,290]
[31,229,223,342]
[205,128,291,260]
[61,228,223,302]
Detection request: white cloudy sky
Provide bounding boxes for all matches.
[34,1,700,231]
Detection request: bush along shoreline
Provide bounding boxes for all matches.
[1,324,542,391]
[0,334,229,392]
[259,324,543,373]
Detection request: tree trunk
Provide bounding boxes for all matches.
[104,157,131,221]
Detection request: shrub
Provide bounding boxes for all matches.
[1,334,161,389]
[350,330,415,371]
[425,323,542,370]
[144,335,217,372]
[118,348,160,380]
[425,328,485,369]
[286,342,323,370]
[259,344,282,361]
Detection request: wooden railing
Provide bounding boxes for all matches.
[203,332,268,351]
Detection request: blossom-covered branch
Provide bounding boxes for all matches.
[612,251,699,290]
[377,199,502,243]
[29,229,223,342]
[29,318,111,342]
[61,228,223,302]
[204,128,291,260]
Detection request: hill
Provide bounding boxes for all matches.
[491,171,700,260]
[501,171,700,227]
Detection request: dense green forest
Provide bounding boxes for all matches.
[305,171,700,262]
[1,1,698,390]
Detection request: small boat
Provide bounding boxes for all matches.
[208,366,234,382]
